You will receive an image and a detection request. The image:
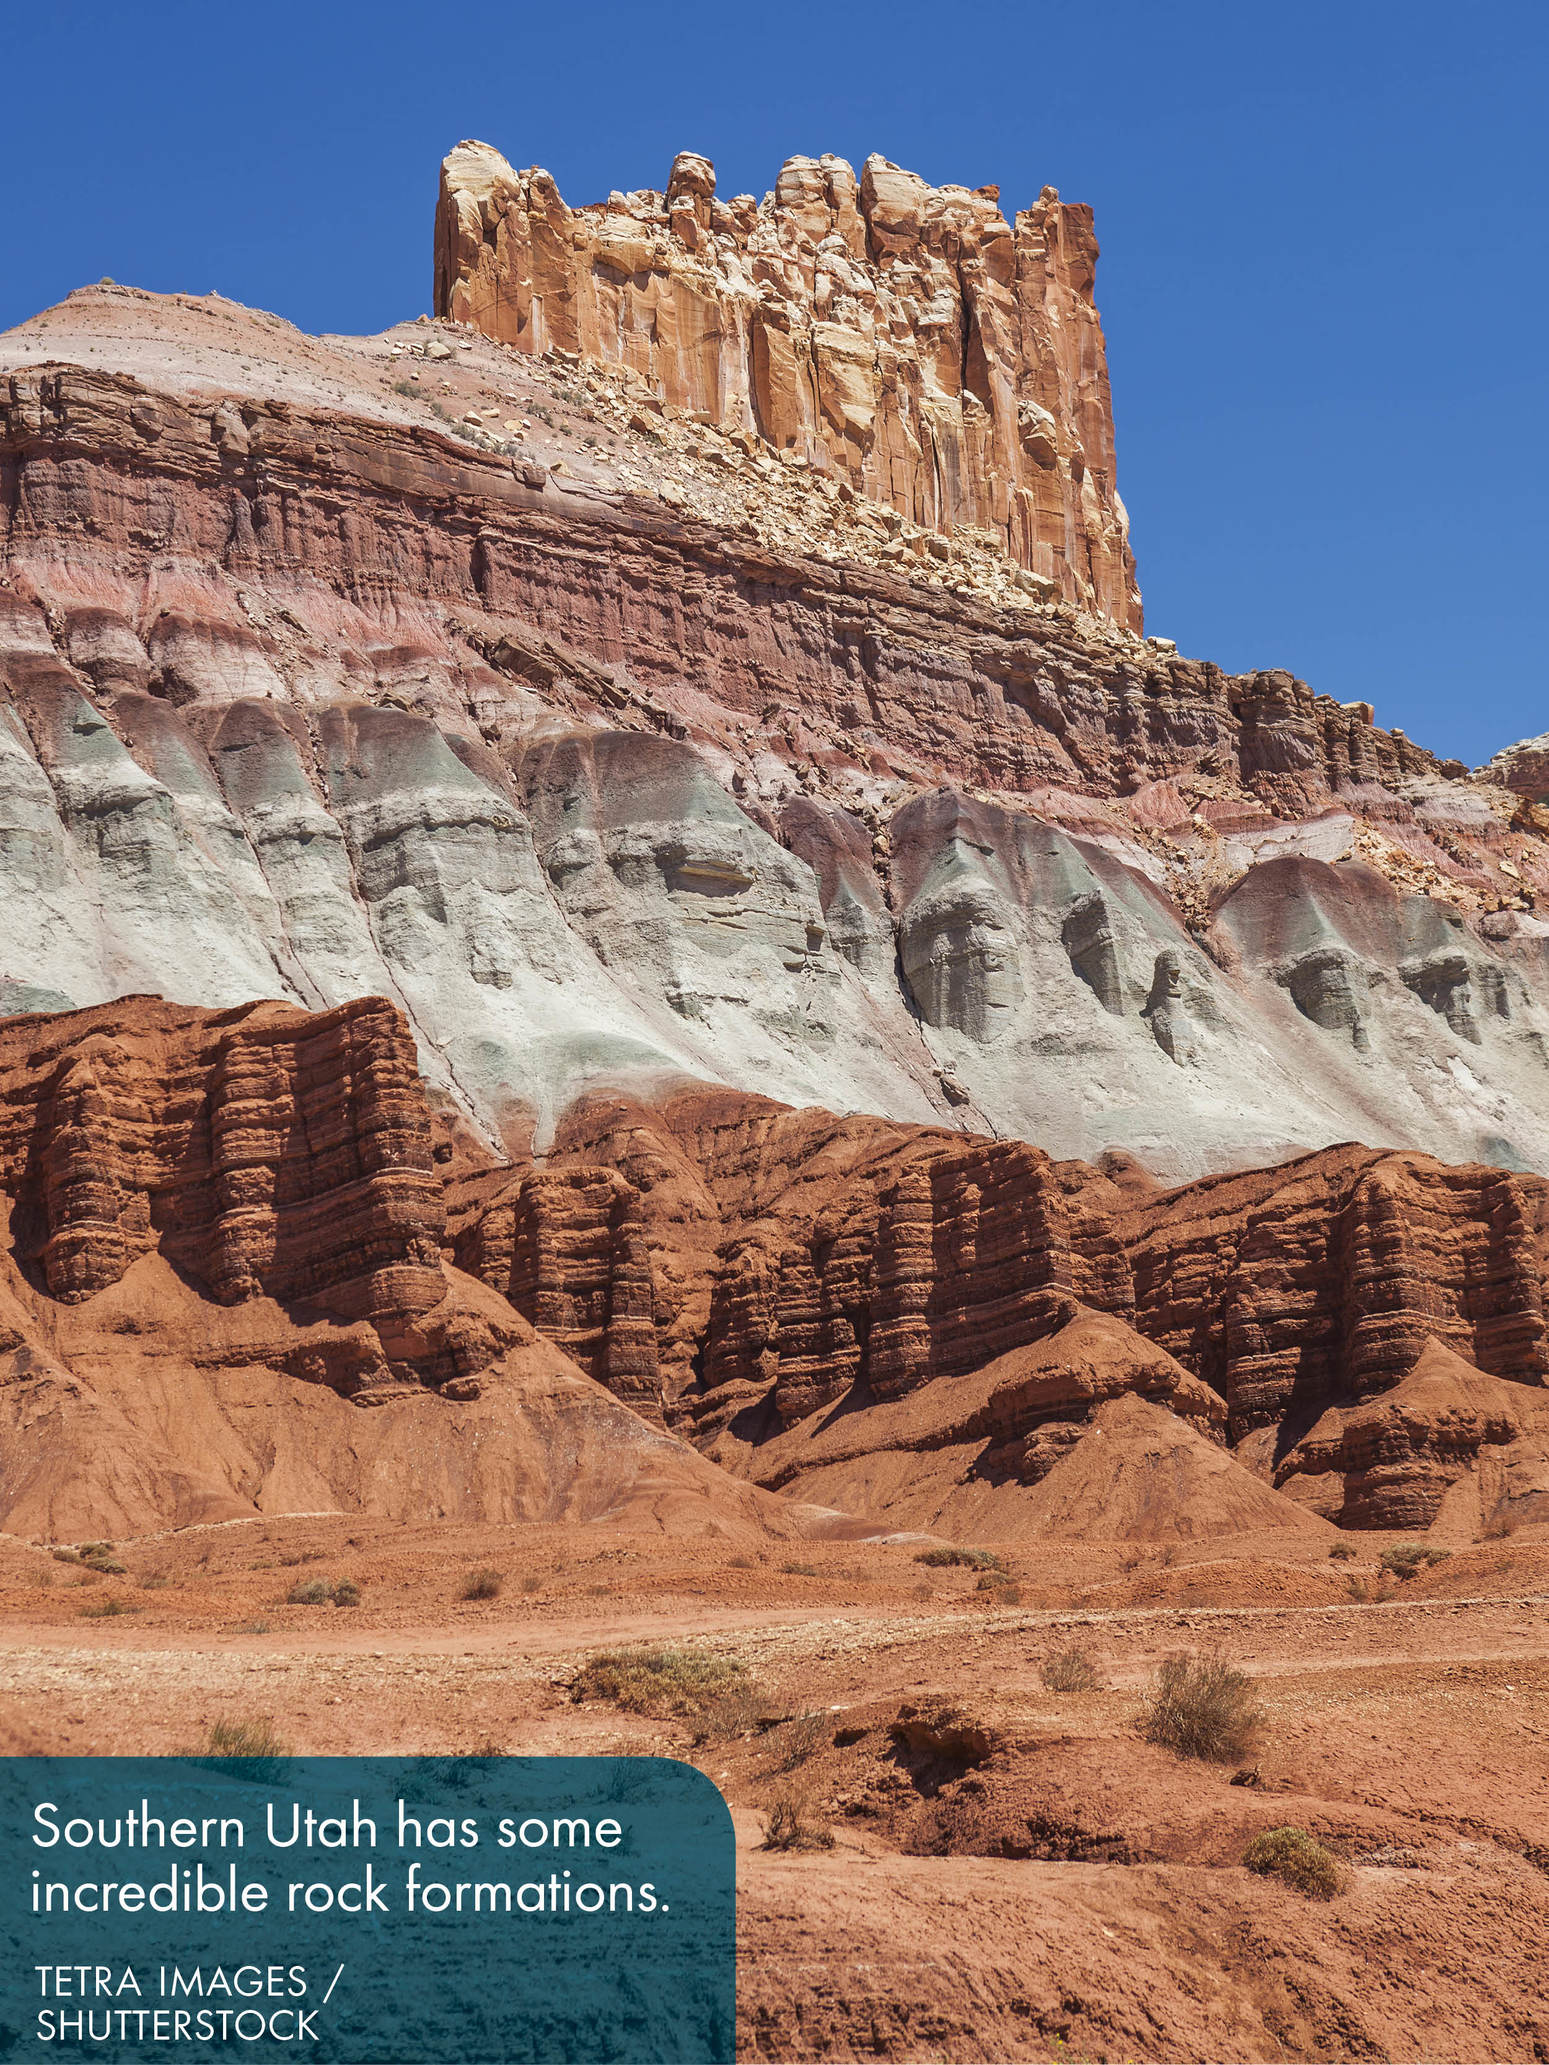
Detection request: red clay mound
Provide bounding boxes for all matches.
[1278,1336,1549,1534]
[1019,1394,1329,1542]
[721,1309,1321,1541]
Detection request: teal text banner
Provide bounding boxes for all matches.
[0,1756,735,2064]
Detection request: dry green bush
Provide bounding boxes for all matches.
[571,1647,749,1719]
[285,1577,333,1605]
[80,1598,138,1619]
[915,1546,1003,1570]
[1329,1541,1357,1561]
[1140,1649,1263,1762]
[460,1567,504,1601]
[761,1795,835,1852]
[776,1713,830,1770]
[1244,1825,1344,1898]
[1381,1543,1452,1580]
[1041,1640,1102,1693]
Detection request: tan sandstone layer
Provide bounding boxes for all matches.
[435,142,1141,627]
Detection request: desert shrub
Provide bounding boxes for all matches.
[571,1646,748,1718]
[51,1548,81,1565]
[80,1598,138,1619]
[1380,1543,1452,1580]
[283,1575,359,1606]
[728,1555,756,1570]
[138,1572,171,1590]
[1345,1571,1392,1603]
[914,1546,1003,1570]
[234,1620,272,1635]
[195,1715,290,1781]
[776,1713,830,1771]
[460,1568,503,1601]
[761,1795,834,1852]
[1244,1825,1344,1899]
[1041,1640,1102,1693]
[1140,1649,1263,1762]
[780,1561,820,1577]
[977,1573,1022,1603]
[1329,1541,1357,1561]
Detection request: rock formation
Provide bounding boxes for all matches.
[448,1086,1549,1529]
[435,142,1141,627]
[1,242,1548,1545]
[0,996,841,1539]
[2,301,1547,1183]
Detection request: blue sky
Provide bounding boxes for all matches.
[2,0,1543,764]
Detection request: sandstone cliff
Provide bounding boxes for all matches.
[6,1000,1543,1539]
[435,141,1141,628]
[0,997,834,1539]
[446,1084,1549,1533]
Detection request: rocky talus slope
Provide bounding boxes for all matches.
[0,177,1546,1542]
[435,142,1140,627]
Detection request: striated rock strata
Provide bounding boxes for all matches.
[2,329,1548,1180]
[436,141,1140,627]
[449,1086,1549,1530]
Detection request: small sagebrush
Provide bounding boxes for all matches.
[1380,1543,1452,1580]
[761,1795,834,1852]
[285,1576,360,1607]
[1041,1640,1102,1693]
[915,1546,1003,1570]
[1140,1649,1263,1762]
[571,1647,748,1718]
[460,1568,503,1601]
[776,1713,830,1771]
[1244,1825,1344,1899]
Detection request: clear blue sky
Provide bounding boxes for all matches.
[3,0,1543,765]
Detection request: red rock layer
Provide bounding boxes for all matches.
[0,995,447,1336]
[0,366,1447,811]
[453,1166,659,1408]
[435,142,1141,628]
[450,1088,1549,1522]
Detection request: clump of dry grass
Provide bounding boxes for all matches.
[284,1576,360,1607]
[1140,1649,1263,1762]
[1381,1543,1452,1580]
[1041,1640,1102,1693]
[193,1714,291,1782]
[1244,1825,1344,1898]
[460,1567,503,1601]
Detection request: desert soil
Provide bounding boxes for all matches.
[3,1520,1547,2062]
